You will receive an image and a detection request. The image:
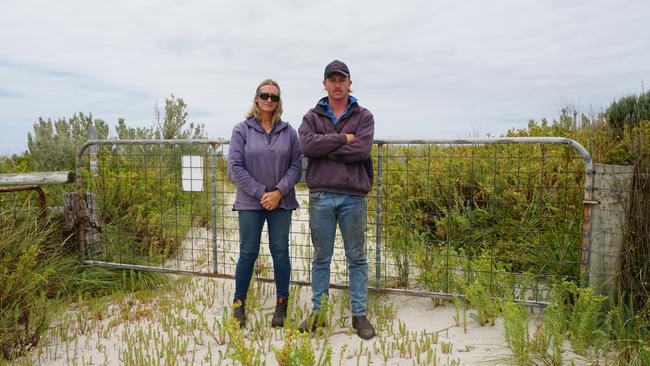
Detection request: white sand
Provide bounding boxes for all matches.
[18,190,597,365]
[21,273,599,366]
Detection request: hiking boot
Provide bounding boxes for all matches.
[298,312,321,333]
[271,296,288,328]
[352,315,376,340]
[233,299,246,328]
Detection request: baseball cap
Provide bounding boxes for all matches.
[324,60,350,79]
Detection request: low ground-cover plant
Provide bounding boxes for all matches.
[496,279,612,365]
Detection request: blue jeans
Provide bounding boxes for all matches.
[309,192,368,316]
[235,209,292,301]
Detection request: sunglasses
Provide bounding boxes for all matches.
[258,92,280,102]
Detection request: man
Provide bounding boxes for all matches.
[298,60,376,340]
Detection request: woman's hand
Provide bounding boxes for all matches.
[260,189,282,210]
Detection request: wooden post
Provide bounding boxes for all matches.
[64,192,102,257]
[588,163,634,298]
[0,171,74,224]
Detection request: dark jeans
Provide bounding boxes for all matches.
[234,209,292,301]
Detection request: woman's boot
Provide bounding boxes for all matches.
[271,297,288,327]
[233,299,246,328]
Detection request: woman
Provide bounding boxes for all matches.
[228,79,302,328]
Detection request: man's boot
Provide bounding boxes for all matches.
[352,315,376,340]
[233,299,246,328]
[298,312,321,333]
[271,296,288,328]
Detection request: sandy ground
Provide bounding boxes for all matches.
[18,275,595,366]
[16,190,596,365]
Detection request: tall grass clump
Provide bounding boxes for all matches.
[606,292,650,365]
[0,218,65,360]
[0,207,168,361]
[615,121,650,311]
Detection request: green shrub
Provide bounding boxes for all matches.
[568,286,606,355]
[605,91,650,138]
[273,330,317,366]
[27,112,109,171]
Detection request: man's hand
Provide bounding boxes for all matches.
[346,133,355,143]
[260,189,282,210]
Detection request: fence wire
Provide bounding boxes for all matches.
[0,187,46,227]
[75,138,594,306]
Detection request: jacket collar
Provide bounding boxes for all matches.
[313,96,359,118]
[244,117,289,134]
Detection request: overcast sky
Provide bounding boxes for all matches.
[1,0,648,156]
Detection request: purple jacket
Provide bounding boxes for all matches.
[298,98,374,196]
[228,118,302,210]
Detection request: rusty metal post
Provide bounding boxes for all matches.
[564,140,597,288]
[0,185,46,222]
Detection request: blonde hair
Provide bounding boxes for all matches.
[246,79,283,124]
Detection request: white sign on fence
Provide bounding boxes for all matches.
[181,155,204,192]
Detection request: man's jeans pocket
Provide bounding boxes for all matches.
[309,192,324,201]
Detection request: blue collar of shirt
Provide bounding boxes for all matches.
[318,95,358,125]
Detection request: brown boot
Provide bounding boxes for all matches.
[352,315,376,340]
[298,312,322,333]
[233,299,246,328]
[271,296,288,328]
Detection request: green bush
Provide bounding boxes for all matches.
[605,91,650,138]
[27,112,109,171]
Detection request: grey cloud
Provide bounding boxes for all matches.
[0,88,22,98]
[1,0,649,154]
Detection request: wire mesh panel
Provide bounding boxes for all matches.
[79,141,222,273]
[76,140,365,288]
[369,139,592,305]
[77,138,592,306]
[0,187,46,228]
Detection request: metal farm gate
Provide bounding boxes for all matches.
[75,138,594,306]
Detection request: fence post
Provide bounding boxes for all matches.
[65,191,100,257]
[588,163,634,298]
[375,143,383,290]
[210,144,218,274]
